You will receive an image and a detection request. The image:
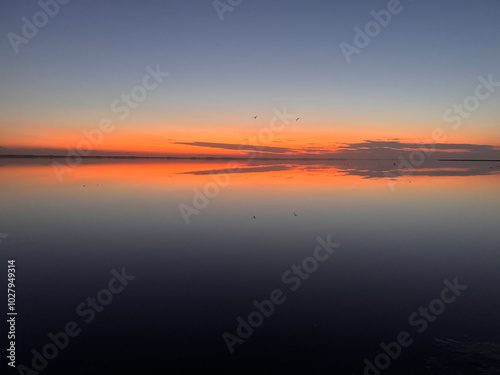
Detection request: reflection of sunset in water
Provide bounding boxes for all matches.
[1,159,500,375]
[1,160,499,197]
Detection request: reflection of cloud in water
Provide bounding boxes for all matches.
[181,160,500,179]
[182,165,293,175]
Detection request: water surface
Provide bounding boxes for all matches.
[1,158,499,374]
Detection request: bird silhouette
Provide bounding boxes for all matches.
[296,118,299,122]
[253,216,256,219]
[294,213,298,216]
[253,116,258,119]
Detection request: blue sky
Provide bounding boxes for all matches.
[1,0,499,155]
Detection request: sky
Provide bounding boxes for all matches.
[1,0,499,158]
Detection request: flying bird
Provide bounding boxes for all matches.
[253,216,256,219]
[253,116,258,119]
[296,118,299,122]
[294,213,298,216]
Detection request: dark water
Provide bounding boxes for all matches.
[1,159,499,374]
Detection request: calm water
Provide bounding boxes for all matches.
[1,158,499,374]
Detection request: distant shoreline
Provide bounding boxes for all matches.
[0,155,499,162]
[437,159,500,162]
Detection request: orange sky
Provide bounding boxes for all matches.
[2,117,499,158]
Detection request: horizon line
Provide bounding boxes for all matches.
[1,155,500,162]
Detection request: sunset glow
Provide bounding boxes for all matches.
[2,1,500,374]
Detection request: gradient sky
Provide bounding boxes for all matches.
[1,0,499,157]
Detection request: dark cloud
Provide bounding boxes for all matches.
[332,140,500,160]
[174,141,293,154]
[2,140,499,161]
[172,140,500,160]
